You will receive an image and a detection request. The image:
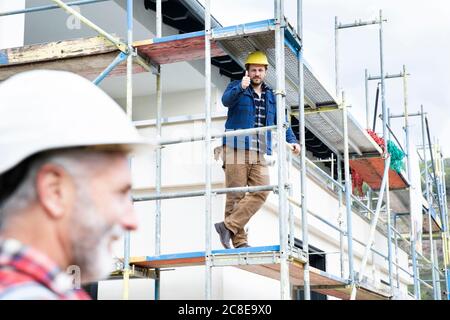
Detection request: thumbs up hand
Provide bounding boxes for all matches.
[241,70,251,90]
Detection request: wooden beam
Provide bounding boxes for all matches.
[131,256,206,269]
[136,36,227,65]
[0,36,147,81]
[0,36,115,66]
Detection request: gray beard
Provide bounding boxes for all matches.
[69,189,119,284]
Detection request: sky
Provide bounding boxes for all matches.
[200,0,450,156]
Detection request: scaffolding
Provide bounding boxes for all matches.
[0,0,449,300]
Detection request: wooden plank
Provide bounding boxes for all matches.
[0,36,147,81]
[0,52,147,81]
[265,263,345,286]
[261,262,305,285]
[237,264,285,282]
[238,261,345,288]
[357,286,390,300]
[0,36,116,66]
[238,261,389,299]
[0,35,226,80]
[131,256,206,269]
[131,254,389,300]
[136,36,227,65]
[314,286,390,300]
[350,158,408,190]
[314,288,354,300]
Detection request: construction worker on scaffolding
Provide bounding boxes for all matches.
[0,70,150,299]
[215,51,301,249]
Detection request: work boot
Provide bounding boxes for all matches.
[214,222,232,249]
[235,243,251,248]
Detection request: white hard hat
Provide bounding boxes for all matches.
[0,70,151,175]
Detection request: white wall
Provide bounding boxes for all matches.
[0,1,25,50]
[116,87,225,121]
[23,0,151,45]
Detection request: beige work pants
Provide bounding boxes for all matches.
[223,147,270,247]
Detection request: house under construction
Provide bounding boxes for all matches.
[0,0,449,300]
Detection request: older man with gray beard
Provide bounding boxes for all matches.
[0,70,150,299]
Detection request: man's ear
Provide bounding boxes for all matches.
[35,164,75,220]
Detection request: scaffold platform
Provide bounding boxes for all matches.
[130,245,391,300]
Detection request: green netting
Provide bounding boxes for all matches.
[387,140,405,173]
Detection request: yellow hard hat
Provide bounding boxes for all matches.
[245,51,269,66]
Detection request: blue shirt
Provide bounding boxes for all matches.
[222,80,298,155]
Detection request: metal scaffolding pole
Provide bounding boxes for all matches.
[350,155,391,299]
[122,0,133,301]
[389,112,424,119]
[367,188,373,219]
[386,100,400,289]
[437,146,448,232]
[427,122,444,226]
[93,52,128,85]
[425,140,445,300]
[126,3,133,117]
[335,15,383,102]
[50,0,127,52]
[288,127,295,251]
[337,153,345,278]
[287,16,294,253]
[402,65,420,299]
[365,69,370,129]
[335,15,394,295]
[368,72,404,81]
[134,185,278,202]
[440,151,449,233]
[334,16,340,99]
[159,126,277,147]
[388,109,400,290]
[0,0,109,17]
[393,214,400,288]
[342,92,355,289]
[443,154,450,301]
[275,0,290,300]
[378,10,394,292]
[367,68,407,133]
[298,0,310,300]
[440,152,450,300]
[431,145,443,299]
[443,152,450,300]
[331,154,335,183]
[204,0,213,300]
[433,240,442,299]
[421,105,439,300]
[154,0,162,301]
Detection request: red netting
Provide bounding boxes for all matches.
[366,129,385,152]
[351,167,364,196]
[348,130,386,196]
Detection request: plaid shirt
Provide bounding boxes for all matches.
[249,83,268,153]
[0,238,90,300]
